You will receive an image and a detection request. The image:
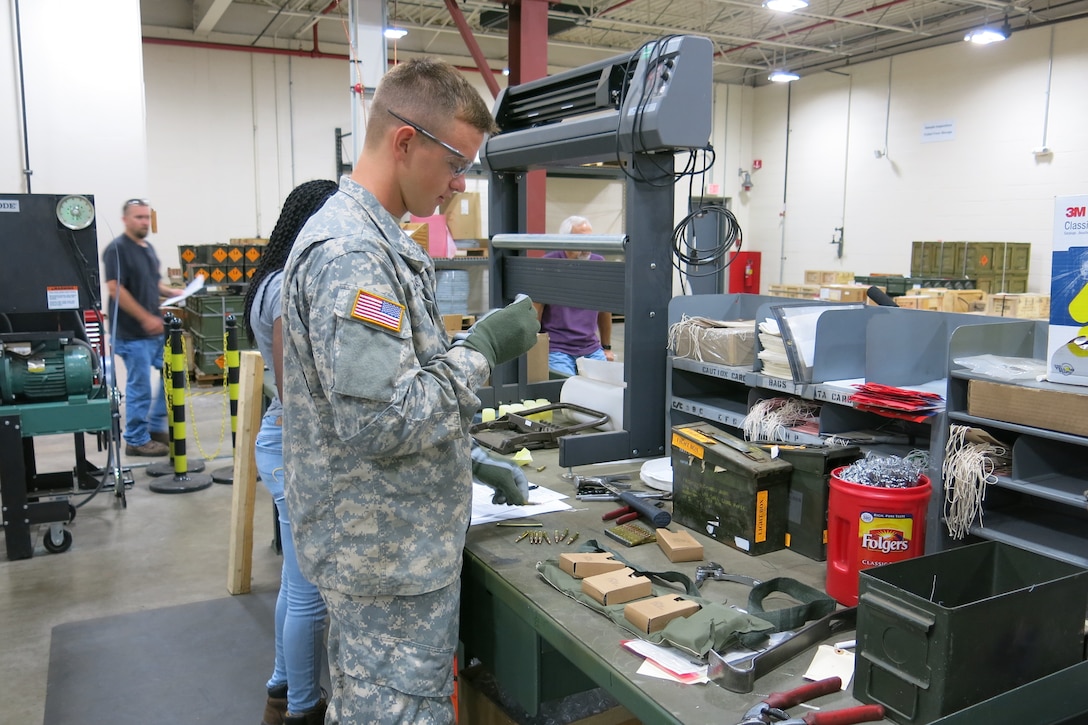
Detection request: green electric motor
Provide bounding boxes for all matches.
[0,340,95,404]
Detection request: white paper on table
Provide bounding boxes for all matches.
[803,644,855,688]
[161,274,206,307]
[637,657,709,684]
[469,482,571,525]
[621,640,704,679]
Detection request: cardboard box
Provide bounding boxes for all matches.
[580,567,652,605]
[987,293,1050,319]
[408,214,456,257]
[559,552,627,578]
[820,284,868,303]
[624,595,701,634]
[441,191,482,240]
[526,332,550,383]
[940,289,986,313]
[896,294,939,311]
[805,270,855,285]
[1047,194,1088,385]
[669,319,755,366]
[970,378,1088,435]
[442,314,474,337]
[967,379,1088,438]
[229,237,268,246]
[655,528,704,562]
[401,222,429,250]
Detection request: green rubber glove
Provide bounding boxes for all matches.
[462,294,540,369]
[471,444,530,505]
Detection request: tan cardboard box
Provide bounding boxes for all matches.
[559,552,627,579]
[442,314,475,337]
[669,319,755,366]
[581,567,652,606]
[526,333,550,382]
[941,289,986,313]
[805,270,855,285]
[624,595,701,634]
[896,294,940,311]
[967,379,1088,438]
[440,191,482,240]
[820,284,868,303]
[655,528,704,562]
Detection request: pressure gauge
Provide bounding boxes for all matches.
[56,194,95,230]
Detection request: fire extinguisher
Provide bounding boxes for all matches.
[744,258,755,289]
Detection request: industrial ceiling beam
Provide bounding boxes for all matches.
[194,0,235,34]
[444,0,501,97]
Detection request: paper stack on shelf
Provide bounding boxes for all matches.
[757,318,793,379]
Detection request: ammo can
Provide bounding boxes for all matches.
[670,423,792,555]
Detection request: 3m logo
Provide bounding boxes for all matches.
[1066,207,1087,218]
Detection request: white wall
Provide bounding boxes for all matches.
[1,0,148,265]
[739,18,1088,293]
[143,44,350,255]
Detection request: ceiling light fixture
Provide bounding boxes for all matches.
[964,19,1010,44]
[384,27,408,40]
[764,0,809,11]
[768,70,800,83]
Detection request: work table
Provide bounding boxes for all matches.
[460,448,889,725]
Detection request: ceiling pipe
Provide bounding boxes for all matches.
[443,0,502,98]
[140,36,506,77]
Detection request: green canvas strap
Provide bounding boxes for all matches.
[583,539,701,596]
[746,576,837,631]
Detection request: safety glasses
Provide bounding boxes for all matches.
[387,109,473,178]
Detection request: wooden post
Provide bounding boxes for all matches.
[227,351,264,594]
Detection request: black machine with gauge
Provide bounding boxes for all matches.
[0,193,119,560]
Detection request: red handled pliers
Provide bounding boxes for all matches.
[737,677,885,725]
[602,505,639,525]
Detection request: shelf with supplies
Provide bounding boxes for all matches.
[945,319,1088,567]
[667,294,1034,552]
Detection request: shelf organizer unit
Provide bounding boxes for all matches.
[667,293,1028,551]
[946,319,1088,568]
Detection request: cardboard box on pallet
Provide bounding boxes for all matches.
[671,422,793,555]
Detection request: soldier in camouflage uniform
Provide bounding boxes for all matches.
[281,58,539,724]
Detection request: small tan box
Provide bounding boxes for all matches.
[968,379,1088,438]
[624,595,702,634]
[581,567,652,606]
[559,552,627,579]
[805,270,855,285]
[820,284,868,303]
[941,289,986,313]
[655,528,704,563]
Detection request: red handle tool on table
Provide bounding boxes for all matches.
[737,677,885,725]
[602,506,639,525]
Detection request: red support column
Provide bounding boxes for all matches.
[508,0,550,234]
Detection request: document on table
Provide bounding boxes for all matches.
[470,482,571,525]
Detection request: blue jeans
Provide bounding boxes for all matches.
[548,347,608,377]
[114,336,168,447]
[255,411,327,714]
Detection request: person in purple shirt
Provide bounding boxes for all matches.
[533,216,615,376]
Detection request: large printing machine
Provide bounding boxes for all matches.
[0,193,117,560]
[479,34,713,468]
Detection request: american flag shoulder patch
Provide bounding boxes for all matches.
[350,289,404,332]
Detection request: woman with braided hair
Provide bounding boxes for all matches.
[245,179,338,725]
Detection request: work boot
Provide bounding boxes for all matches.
[150,430,170,444]
[125,440,169,457]
[283,697,327,725]
[261,684,288,725]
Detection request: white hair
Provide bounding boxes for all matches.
[559,215,591,235]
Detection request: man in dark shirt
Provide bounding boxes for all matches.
[102,199,175,457]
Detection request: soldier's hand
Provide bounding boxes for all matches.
[462,295,539,369]
[470,444,530,505]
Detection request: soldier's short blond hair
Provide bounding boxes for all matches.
[368,58,497,147]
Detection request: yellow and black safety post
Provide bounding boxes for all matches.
[147,313,207,478]
[150,315,213,493]
[211,314,241,484]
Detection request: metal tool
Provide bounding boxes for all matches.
[736,676,885,725]
[576,492,669,502]
[708,608,857,693]
[694,562,762,589]
[598,479,671,528]
[470,403,610,454]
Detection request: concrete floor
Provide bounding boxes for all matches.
[0,377,283,724]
